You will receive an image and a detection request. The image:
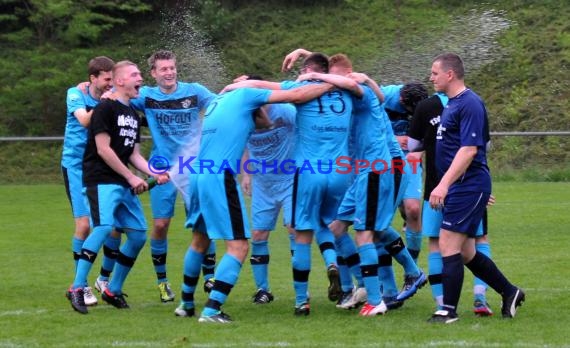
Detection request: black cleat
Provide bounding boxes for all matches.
[252,289,274,304]
[294,302,310,316]
[102,289,130,309]
[383,296,404,311]
[327,264,341,302]
[67,287,88,314]
[501,288,525,318]
[428,309,459,324]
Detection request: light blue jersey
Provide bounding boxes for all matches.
[199,88,272,173]
[247,103,296,175]
[351,85,392,172]
[381,85,407,114]
[281,81,353,166]
[131,82,216,162]
[61,87,100,168]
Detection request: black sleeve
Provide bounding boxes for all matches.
[409,99,429,141]
[90,101,113,137]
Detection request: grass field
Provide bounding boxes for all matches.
[1,182,569,347]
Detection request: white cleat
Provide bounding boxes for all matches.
[83,286,98,306]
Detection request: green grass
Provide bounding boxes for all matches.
[1,182,569,347]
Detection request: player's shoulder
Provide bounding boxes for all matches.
[66,86,84,102]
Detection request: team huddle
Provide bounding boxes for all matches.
[62,48,525,324]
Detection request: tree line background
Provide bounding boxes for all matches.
[0,0,568,182]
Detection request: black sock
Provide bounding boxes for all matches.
[442,253,464,312]
[465,251,516,297]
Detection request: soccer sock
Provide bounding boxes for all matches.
[73,225,112,289]
[315,226,336,267]
[202,242,216,281]
[442,253,464,312]
[335,233,363,287]
[384,227,419,277]
[181,247,204,308]
[292,243,311,306]
[72,237,84,270]
[151,238,168,283]
[288,233,296,257]
[250,240,270,290]
[376,243,398,298]
[473,242,492,298]
[203,253,242,316]
[359,243,380,306]
[405,226,422,264]
[337,256,353,292]
[428,251,444,308]
[465,251,516,297]
[99,235,121,281]
[108,229,146,294]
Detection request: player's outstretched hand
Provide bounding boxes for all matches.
[281,48,312,72]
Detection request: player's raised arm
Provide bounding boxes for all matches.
[281,48,313,72]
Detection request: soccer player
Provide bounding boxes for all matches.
[240,91,297,304]
[409,91,495,315]
[181,81,334,323]
[381,83,428,265]
[66,61,169,314]
[62,56,120,306]
[427,52,524,323]
[129,50,217,303]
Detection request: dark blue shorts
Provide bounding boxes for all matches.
[441,191,490,237]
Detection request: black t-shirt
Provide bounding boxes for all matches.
[408,95,444,201]
[83,99,141,187]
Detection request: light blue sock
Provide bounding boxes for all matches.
[474,242,492,296]
[181,247,204,308]
[108,229,146,294]
[150,238,168,283]
[359,243,380,305]
[99,234,121,281]
[315,227,336,267]
[428,251,443,308]
[250,240,270,290]
[203,253,242,316]
[405,226,422,263]
[73,225,112,289]
[376,242,398,298]
[292,243,311,306]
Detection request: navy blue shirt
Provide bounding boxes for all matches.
[436,89,491,193]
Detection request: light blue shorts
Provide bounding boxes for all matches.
[251,174,293,231]
[84,183,147,230]
[62,165,89,218]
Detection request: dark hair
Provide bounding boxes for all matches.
[148,50,176,70]
[400,82,428,112]
[88,56,114,77]
[246,74,264,81]
[302,52,329,73]
[433,52,465,79]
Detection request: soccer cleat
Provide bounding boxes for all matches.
[174,303,195,317]
[501,288,525,318]
[383,296,404,311]
[359,301,387,316]
[338,287,367,310]
[94,278,108,294]
[252,289,274,304]
[473,298,493,316]
[336,289,354,309]
[83,286,98,306]
[198,311,232,323]
[67,287,88,314]
[294,302,310,316]
[396,270,427,301]
[102,288,129,309]
[203,278,215,293]
[327,264,341,302]
[158,282,175,302]
[428,309,459,324]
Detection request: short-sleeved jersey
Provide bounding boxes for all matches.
[281,80,353,167]
[62,86,100,168]
[409,93,448,200]
[131,82,216,161]
[83,99,141,187]
[436,89,491,193]
[350,85,392,173]
[247,103,296,175]
[381,84,410,136]
[199,88,272,173]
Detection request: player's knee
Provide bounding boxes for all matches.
[152,219,170,237]
[405,200,421,221]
